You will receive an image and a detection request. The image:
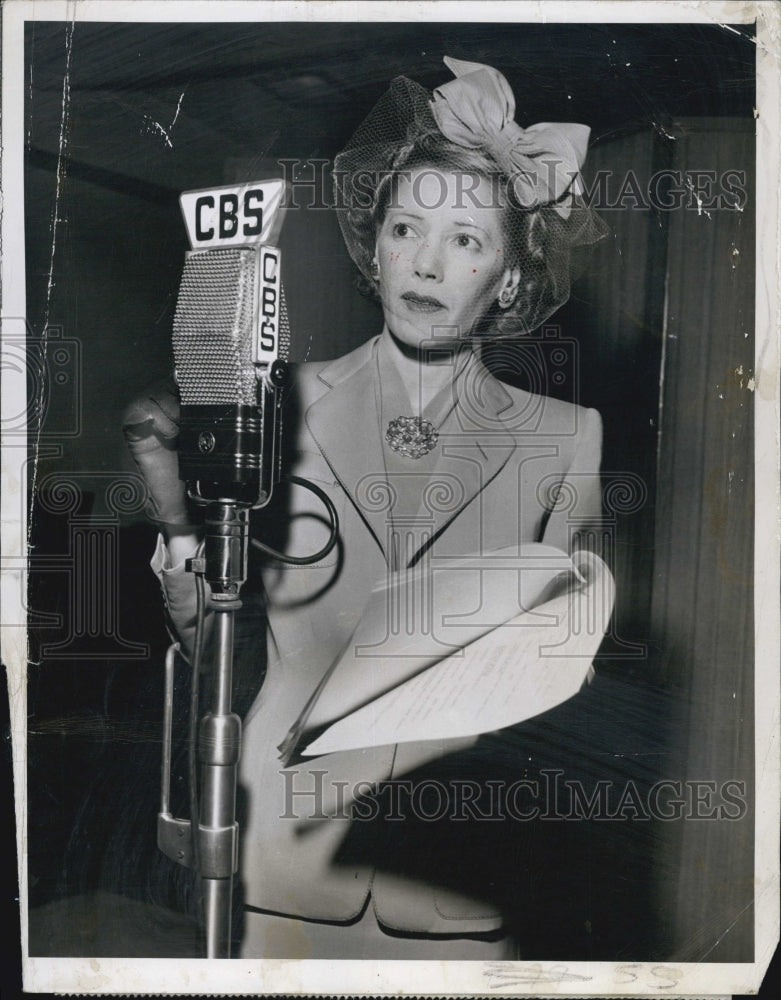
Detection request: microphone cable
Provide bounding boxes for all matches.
[187,542,207,923]
[249,476,339,565]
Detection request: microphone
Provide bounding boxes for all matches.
[171,179,290,509]
[158,181,306,957]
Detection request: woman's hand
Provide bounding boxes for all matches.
[122,377,200,561]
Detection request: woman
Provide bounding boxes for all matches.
[125,55,606,958]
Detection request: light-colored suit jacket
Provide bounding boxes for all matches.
[155,335,603,935]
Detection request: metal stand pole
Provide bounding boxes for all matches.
[197,501,249,958]
[198,596,241,958]
[158,501,249,958]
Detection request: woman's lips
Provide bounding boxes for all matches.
[401,291,446,313]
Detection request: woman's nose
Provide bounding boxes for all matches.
[413,241,443,282]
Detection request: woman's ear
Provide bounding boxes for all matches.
[497,265,521,310]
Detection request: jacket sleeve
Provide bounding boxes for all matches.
[150,533,210,661]
[541,406,604,554]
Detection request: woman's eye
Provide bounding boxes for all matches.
[454,232,480,249]
[392,222,415,238]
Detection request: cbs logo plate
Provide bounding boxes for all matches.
[180,178,287,250]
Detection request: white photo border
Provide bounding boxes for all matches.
[2,0,778,995]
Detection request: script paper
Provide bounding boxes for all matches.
[282,547,614,759]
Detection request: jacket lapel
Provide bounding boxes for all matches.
[305,339,392,560]
[414,359,517,560]
[304,340,517,566]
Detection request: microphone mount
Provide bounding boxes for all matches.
[180,358,290,511]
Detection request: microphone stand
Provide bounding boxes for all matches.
[158,500,249,958]
[158,359,289,958]
[195,500,250,958]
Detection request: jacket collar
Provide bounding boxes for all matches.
[315,335,516,413]
[315,336,378,389]
[305,336,517,565]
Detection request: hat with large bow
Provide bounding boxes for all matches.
[332,55,607,336]
[431,56,590,219]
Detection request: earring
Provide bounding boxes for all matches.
[370,258,380,281]
[498,287,517,309]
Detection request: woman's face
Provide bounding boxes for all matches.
[375,168,517,350]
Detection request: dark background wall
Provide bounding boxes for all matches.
[21,18,756,961]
